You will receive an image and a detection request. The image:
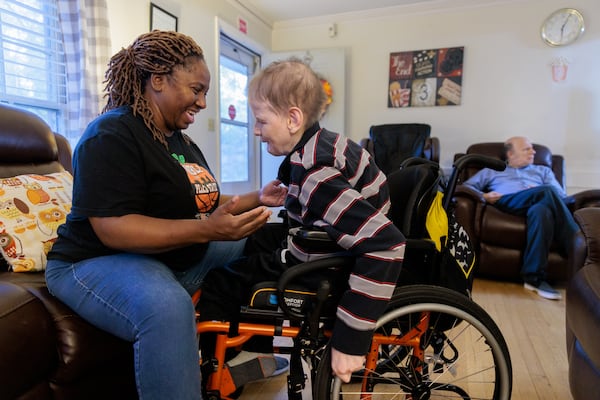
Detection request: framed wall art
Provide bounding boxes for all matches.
[388,46,463,108]
[150,3,178,32]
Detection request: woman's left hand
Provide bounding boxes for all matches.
[259,179,288,207]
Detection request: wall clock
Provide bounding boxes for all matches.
[541,8,585,47]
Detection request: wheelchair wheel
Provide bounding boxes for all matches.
[313,284,512,399]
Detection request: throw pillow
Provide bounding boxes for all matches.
[0,171,72,272]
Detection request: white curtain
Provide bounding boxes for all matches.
[58,0,111,142]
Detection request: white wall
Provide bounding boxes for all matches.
[105,0,272,172]
[105,0,599,194]
[269,0,600,193]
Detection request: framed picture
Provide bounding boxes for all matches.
[388,46,464,108]
[150,3,178,32]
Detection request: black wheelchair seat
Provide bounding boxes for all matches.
[242,256,350,325]
[247,281,339,320]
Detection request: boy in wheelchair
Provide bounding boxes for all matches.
[197,58,406,393]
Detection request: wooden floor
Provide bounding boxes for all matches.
[238,278,572,399]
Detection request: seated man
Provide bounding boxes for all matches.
[463,136,580,300]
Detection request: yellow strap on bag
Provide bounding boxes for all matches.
[425,191,448,251]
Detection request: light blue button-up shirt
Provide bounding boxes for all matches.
[464,164,566,198]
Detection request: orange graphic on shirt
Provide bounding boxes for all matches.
[181,164,219,213]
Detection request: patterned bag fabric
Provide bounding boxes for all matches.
[437,210,477,298]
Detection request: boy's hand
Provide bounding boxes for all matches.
[259,179,288,207]
[331,347,366,383]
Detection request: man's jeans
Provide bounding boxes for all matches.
[495,185,579,284]
[45,239,246,400]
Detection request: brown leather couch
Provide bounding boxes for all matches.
[567,207,600,400]
[0,104,137,399]
[452,142,600,281]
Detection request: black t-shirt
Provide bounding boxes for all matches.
[48,106,219,270]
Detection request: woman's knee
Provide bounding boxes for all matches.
[137,281,195,320]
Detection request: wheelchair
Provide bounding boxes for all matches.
[195,154,513,400]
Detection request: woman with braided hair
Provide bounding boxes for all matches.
[45,31,286,399]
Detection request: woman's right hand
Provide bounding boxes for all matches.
[208,195,272,240]
[90,196,272,253]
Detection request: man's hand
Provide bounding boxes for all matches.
[331,347,366,383]
[483,191,503,204]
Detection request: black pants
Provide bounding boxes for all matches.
[198,223,288,364]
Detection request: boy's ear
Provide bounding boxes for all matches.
[287,107,304,134]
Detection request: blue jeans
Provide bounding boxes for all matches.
[45,239,246,400]
[495,185,579,283]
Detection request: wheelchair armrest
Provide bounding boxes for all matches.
[277,256,351,320]
[289,227,332,242]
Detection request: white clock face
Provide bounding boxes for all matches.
[541,9,585,47]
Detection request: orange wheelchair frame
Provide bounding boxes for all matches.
[195,318,431,400]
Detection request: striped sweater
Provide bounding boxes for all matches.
[278,123,406,354]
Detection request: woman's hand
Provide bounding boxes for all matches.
[259,179,287,207]
[330,347,366,383]
[89,196,271,253]
[208,195,272,240]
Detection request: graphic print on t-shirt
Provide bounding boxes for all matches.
[180,163,219,215]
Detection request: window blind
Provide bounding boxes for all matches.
[0,0,67,130]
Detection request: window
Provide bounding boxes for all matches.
[218,33,260,194]
[0,0,67,133]
[219,53,250,182]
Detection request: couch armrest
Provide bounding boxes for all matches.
[571,189,600,210]
[454,184,486,203]
[54,132,73,174]
[574,207,600,266]
[552,154,565,190]
[569,230,587,278]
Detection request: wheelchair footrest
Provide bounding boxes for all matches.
[228,353,277,388]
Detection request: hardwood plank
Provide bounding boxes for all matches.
[472,279,571,400]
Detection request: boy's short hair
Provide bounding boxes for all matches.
[248,57,328,126]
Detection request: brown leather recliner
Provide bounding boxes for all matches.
[452,142,600,282]
[567,207,600,400]
[0,104,137,399]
